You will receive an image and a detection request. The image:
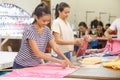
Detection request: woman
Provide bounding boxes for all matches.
[78,21,92,38]
[13,3,74,69]
[91,21,106,49]
[74,22,92,54]
[51,2,82,59]
[96,21,105,37]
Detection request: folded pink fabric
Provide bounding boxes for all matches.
[3,64,77,78]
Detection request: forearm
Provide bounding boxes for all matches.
[35,51,62,64]
[55,50,73,66]
[52,46,75,68]
[53,45,68,60]
[56,38,83,45]
[104,31,111,37]
[49,40,74,67]
[55,39,75,45]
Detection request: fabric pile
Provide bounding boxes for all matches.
[77,38,120,57]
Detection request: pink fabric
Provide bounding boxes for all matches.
[104,38,120,55]
[3,64,77,78]
[87,38,120,55]
[77,37,88,57]
[77,38,120,55]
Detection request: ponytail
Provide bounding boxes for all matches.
[55,4,59,19]
[54,2,70,19]
[32,2,51,24]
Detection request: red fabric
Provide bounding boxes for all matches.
[76,38,88,57]
[3,63,77,78]
[110,30,117,35]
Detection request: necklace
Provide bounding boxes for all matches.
[34,24,43,34]
[36,28,43,34]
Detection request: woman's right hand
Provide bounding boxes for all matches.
[60,60,68,69]
[60,60,77,69]
[74,38,84,45]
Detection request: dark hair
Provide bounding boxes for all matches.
[96,21,105,37]
[106,23,111,27]
[32,3,51,23]
[96,21,104,27]
[55,2,70,19]
[90,19,98,29]
[78,22,88,29]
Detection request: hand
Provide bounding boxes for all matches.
[68,63,78,68]
[60,60,68,69]
[84,35,92,42]
[74,38,84,45]
[65,60,77,68]
[107,36,112,42]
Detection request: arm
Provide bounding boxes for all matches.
[53,31,82,45]
[28,39,68,68]
[104,28,114,41]
[49,39,67,59]
[49,39,76,68]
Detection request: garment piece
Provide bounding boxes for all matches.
[76,37,88,57]
[104,38,120,55]
[86,38,120,55]
[3,64,77,78]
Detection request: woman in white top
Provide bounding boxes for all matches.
[51,2,82,59]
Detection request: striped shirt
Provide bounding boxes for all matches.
[14,25,53,67]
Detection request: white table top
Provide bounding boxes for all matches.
[0,51,17,69]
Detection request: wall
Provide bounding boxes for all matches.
[0,0,120,27]
[51,0,120,29]
[0,0,40,15]
[0,0,40,51]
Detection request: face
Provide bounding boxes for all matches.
[105,26,109,30]
[97,26,103,31]
[36,14,51,27]
[59,7,70,19]
[79,26,87,33]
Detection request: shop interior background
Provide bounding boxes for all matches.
[0,0,120,29]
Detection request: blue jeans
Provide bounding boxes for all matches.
[13,61,25,69]
[74,45,80,53]
[52,51,71,59]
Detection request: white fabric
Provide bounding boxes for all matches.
[51,18,74,53]
[109,18,120,38]
[0,52,17,69]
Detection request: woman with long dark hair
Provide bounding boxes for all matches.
[51,2,82,59]
[13,3,75,69]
